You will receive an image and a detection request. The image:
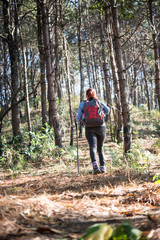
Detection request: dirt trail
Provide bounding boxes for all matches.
[0,135,160,240]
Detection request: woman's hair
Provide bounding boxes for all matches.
[86,88,98,99]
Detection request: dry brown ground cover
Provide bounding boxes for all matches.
[0,124,160,240]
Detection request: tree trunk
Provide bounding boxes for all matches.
[60,0,74,146]
[30,49,37,109]
[142,54,151,111]
[133,65,138,106]
[110,0,132,152]
[37,0,47,127]
[3,0,21,137]
[0,68,2,108]
[41,0,62,147]
[148,0,160,111]
[0,121,3,156]
[21,41,32,133]
[105,5,122,143]
[84,52,92,87]
[90,34,99,93]
[62,34,74,146]
[2,38,8,111]
[99,12,112,106]
[77,0,84,102]
[54,0,60,98]
[88,39,96,88]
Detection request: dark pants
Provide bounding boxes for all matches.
[85,126,106,166]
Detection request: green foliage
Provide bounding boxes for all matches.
[0,125,52,169]
[155,123,160,135]
[126,145,155,171]
[80,223,113,240]
[80,221,142,240]
[0,122,79,172]
[90,0,142,19]
[105,142,155,173]
[111,221,142,240]
[152,138,160,148]
[130,105,159,141]
[0,144,25,170]
[153,173,160,184]
[25,125,55,161]
[117,0,143,20]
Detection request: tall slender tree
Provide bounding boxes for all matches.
[110,0,132,152]
[148,0,160,111]
[76,0,84,102]
[40,0,62,147]
[21,40,32,133]
[3,0,21,137]
[99,12,112,106]
[62,34,74,146]
[105,4,122,143]
[37,0,47,127]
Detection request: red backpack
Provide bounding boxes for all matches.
[83,99,104,127]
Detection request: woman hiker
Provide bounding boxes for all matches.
[76,88,110,174]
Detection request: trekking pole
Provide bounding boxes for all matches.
[75,119,79,174]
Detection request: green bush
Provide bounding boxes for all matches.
[105,142,156,173]
[80,221,142,240]
[0,123,78,171]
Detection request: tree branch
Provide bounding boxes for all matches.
[125,39,152,71]
[0,80,41,122]
[122,18,144,47]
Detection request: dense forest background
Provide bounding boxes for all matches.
[0,1,160,239]
[0,0,160,167]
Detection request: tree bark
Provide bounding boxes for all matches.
[88,39,96,89]
[41,0,62,147]
[37,0,47,127]
[148,0,160,111]
[21,41,32,133]
[105,5,122,143]
[110,0,132,152]
[77,0,84,102]
[99,12,112,106]
[133,67,138,106]
[54,0,60,98]
[60,0,74,146]
[3,0,21,137]
[2,38,8,111]
[142,54,151,111]
[62,34,74,146]
[84,52,92,87]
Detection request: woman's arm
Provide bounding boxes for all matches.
[76,102,85,122]
[100,102,110,115]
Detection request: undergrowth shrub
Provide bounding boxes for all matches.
[153,173,160,184]
[80,221,142,240]
[105,142,156,174]
[130,105,159,130]
[155,123,160,135]
[0,124,77,171]
[1,102,159,174]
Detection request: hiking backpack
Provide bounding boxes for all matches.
[83,99,104,127]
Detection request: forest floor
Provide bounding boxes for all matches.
[0,119,160,240]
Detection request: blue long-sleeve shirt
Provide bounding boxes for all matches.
[76,100,110,124]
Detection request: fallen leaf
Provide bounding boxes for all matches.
[80,223,113,240]
[147,203,157,208]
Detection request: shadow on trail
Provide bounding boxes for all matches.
[57,214,154,235]
[0,170,155,197]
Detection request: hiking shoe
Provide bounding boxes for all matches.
[100,166,106,173]
[93,168,101,174]
[92,161,100,174]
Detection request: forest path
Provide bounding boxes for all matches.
[0,133,160,239]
